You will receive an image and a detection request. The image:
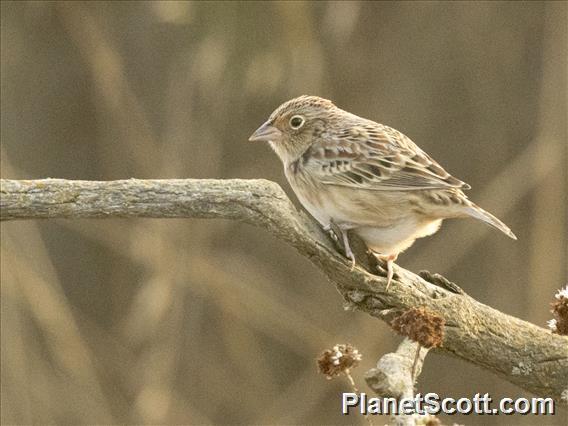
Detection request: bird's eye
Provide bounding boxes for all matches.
[289,115,305,129]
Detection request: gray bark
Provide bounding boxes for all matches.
[1,178,567,404]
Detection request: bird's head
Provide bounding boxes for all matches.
[249,95,337,164]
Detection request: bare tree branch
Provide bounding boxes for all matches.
[1,178,567,403]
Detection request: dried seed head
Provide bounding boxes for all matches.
[317,343,362,379]
[391,307,445,348]
[549,286,568,336]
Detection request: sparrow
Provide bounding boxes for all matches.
[249,95,516,289]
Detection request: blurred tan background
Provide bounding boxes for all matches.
[1,1,566,425]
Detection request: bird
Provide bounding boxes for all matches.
[249,95,516,289]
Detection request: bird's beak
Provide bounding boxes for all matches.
[248,121,282,143]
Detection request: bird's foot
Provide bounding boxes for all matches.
[376,253,398,290]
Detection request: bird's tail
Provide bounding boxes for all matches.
[464,203,517,240]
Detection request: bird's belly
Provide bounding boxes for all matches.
[355,218,442,255]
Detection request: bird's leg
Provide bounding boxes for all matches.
[376,253,398,290]
[327,220,356,270]
[341,229,356,270]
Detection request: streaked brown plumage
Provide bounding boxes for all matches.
[249,95,516,288]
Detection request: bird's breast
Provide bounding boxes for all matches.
[285,165,337,226]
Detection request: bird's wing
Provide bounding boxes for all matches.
[300,124,470,191]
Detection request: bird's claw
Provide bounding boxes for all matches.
[346,247,356,271]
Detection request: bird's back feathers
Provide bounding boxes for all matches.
[299,122,470,192]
